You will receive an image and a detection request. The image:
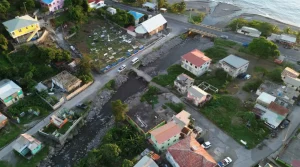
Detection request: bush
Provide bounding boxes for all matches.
[204,46,228,63]
[141,86,159,104]
[214,38,237,48]
[103,79,116,90]
[266,68,282,83]
[165,103,185,113]
[189,12,205,24]
[242,79,263,92]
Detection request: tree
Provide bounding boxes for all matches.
[0,0,10,19]
[248,37,280,59]
[99,144,121,163]
[170,1,186,13]
[122,159,134,167]
[25,0,35,10]
[157,0,168,8]
[283,27,292,34]
[227,18,248,31]
[68,6,87,23]
[64,0,73,8]
[81,0,90,12]
[111,100,128,122]
[0,34,8,54]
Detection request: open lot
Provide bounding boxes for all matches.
[0,122,22,148]
[68,17,145,72]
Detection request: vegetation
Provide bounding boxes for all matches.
[76,125,145,167]
[203,46,228,63]
[189,12,205,24]
[97,7,135,27]
[152,64,195,86]
[214,38,237,48]
[0,122,22,148]
[201,95,270,148]
[165,103,185,113]
[170,1,186,13]
[249,37,280,59]
[0,34,8,55]
[57,121,73,134]
[242,79,263,92]
[157,0,168,8]
[141,86,159,104]
[38,90,59,106]
[0,0,10,19]
[15,146,49,167]
[266,68,283,83]
[7,95,52,124]
[103,79,116,90]
[111,100,129,122]
[275,159,292,167]
[64,0,90,23]
[77,56,93,84]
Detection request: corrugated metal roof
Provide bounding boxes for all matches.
[188,86,208,99]
[2,15,38,33]
[220,55,249,69]
[280,34,297,43]
[0,79,22,100]
[257,92,276,105]
[141,14,167,33]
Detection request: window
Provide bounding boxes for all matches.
[173,139,176,142]
[31,25,33,27]
[168,139,170,141]
[19,29,22,32]
[26,27,28,29]
[162,146,164,149]
[168,143,170,146]
[200,65,202,68]
[12,32,15,35]
[195,66,197,69]
[190,63,192,66]
[186,60,188,63]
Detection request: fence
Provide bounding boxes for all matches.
[65,81,93,100]
[65,32,76,40]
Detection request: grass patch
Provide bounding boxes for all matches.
[0,161,12,167]
[188,12,205,25]
[238,46,252,54]
[141,86,159,105]
[42,124,57,134]
[7,95,52,124]
[0,122,23,148]
[242,79,263,92]
[152,64,195,86]
[103,79,116,90]
[15,146,49,167]
[276,159,292,167]
[165,103,185,113]
[52,12,69,28]
[57,121,73,134]
[204,46,228,63]
[201,95,270,149]
[214,38,237,48]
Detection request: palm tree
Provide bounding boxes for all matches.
[283,27,292,34]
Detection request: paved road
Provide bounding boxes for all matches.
[0,30,179,160]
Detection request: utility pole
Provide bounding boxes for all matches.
[23,2,28,15]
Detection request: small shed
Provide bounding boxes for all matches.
[142,2,157,10]
[256,92,276,107]
[160,8,167,13]
[107,7,117,15]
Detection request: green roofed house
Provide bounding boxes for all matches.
[0,79,24,107]
[128,10,145,25]
[13,134,42,158]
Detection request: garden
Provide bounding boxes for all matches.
[201,95,270,149]
[68,16,144,73]
[0,122,23,148]
[76,125,145,167]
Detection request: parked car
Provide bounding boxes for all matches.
[201,141,212,149]
[118,65,126,73]
[217,157,232,167]
[280,119,290,129]
[76,103,88,110]
[196,137,204,144]
[237,73,251,79]
[220,35,229,39]
[70,45,75,51]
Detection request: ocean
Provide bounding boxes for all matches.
[211,0,300,27]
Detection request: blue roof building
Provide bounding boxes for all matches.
[128,10,145,20]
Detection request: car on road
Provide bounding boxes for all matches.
[217,157,232,167]
[118,65,126,73]
[201,141,212,149]
[70,45,75,51]
[237,73,251,79]
[76,103,88,110]
[220,35,229,39]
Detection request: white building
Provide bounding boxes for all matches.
[256,92,276,107]
[181,49,211,76]
[281,67,300,90]
[268,33,297,46]
[107,7,117,15]
[174,73,194,94]
[219,55,249,78]
[237,26,261,37]
[88,0,106,9]
[135,14,167,36]
[187,86,211,106]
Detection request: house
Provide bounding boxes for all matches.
[88,0,105,9]
[219,55,249,78]
[142,2,157,10]
[268,33,297,47]
[135,14,167,37]
[172,110,191,129]
[187,86,211,106]
[2,15,40,43]
[107,7,117,15]
[13,134,42,157]
[0,79,24,107]
[174,73,194,94]
[40,0,64,12]
[181,49,211,77]
[128,10,144,25]
[52,71,82,93]
[253,102,289,129]
[134,155,158,167]
[256,92,276,107]
[281,67,300,89]
[149,121,182,152]
[237,26,261,37]
[166,136,217,167]
[0,113,8,129]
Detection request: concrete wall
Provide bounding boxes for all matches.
[66,81,93,100]
[181,60,210,76]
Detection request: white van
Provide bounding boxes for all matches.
[131,57,139,65]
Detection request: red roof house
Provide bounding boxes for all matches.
[181,49,211,76]
[166,136,217,167]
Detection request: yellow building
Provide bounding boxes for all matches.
[2,15,40,43]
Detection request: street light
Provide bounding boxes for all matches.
[23,2,28,15]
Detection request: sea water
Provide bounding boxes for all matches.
[211,0,300,27]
